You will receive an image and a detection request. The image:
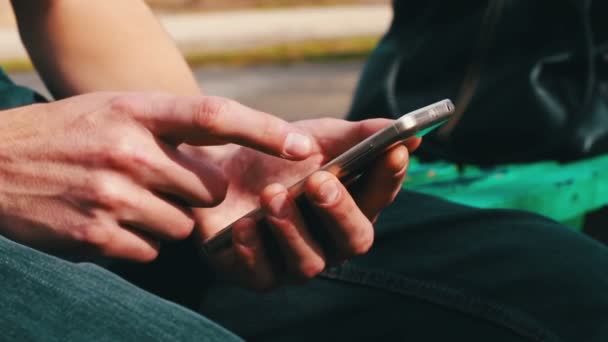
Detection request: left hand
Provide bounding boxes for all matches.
[186,118,421,290]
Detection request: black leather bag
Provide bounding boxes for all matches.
[349,0,608,165]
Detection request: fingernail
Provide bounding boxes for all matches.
[236,224,258,247]
[315,180,340,205]
[283,132,311,158]
[268,193,290,219]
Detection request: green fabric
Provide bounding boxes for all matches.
[0,69,46,109]
[404,154,608,230]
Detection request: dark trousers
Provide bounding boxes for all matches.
[2,190,607,341]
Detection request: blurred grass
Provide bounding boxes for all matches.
[2,35,379,73]
[0,58,32,73]
[185,35,379,67]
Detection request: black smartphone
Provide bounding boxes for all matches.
[202,99,455,257]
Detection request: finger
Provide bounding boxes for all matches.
[406,136,422,152]
[260,183,326,280]
[232,217,277,291]
[303,171,374,260]
[101,224,161,263]
[297,118,389,157]
[114,93,313,160]
[296,118,421,158]
[90,173,195,240]
[150,141,228,207]
[117,184,195,241]
[352,144,409,222]
[100,127,228,207]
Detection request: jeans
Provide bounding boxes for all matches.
[2,191,608,341]
[0,235,241,341]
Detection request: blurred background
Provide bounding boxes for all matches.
[0,0,391,120]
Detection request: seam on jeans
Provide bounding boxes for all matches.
[320,264,562,342]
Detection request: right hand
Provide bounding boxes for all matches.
[0,92,313,262]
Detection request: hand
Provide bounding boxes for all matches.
[0,92,313,262]
[190,118,421,290]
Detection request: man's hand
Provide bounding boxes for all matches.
[190,118,421,290]
[0,92,313,262]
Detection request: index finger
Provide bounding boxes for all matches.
[296,118,421,158]
[113,93,313,160]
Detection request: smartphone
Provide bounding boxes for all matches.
[201,99,455,256]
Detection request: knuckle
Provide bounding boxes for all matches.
[72,223,113,250]
[108,94,142,118]
[100,136,152,172]
[195,96,232,131]
[109,95,133,114]
[259,114,284,141]
[88,174,128,209]
[104,136,137,166]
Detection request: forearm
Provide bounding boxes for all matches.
[11,0,200,98]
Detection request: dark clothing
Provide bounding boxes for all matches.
[349,1,608,164]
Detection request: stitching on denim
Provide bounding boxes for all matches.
[320,264,562,342]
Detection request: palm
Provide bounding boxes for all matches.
[189,144,325,240]
[184,117,394,242]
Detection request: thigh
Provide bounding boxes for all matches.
[0,235,242,342]
[199,191,608,342]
